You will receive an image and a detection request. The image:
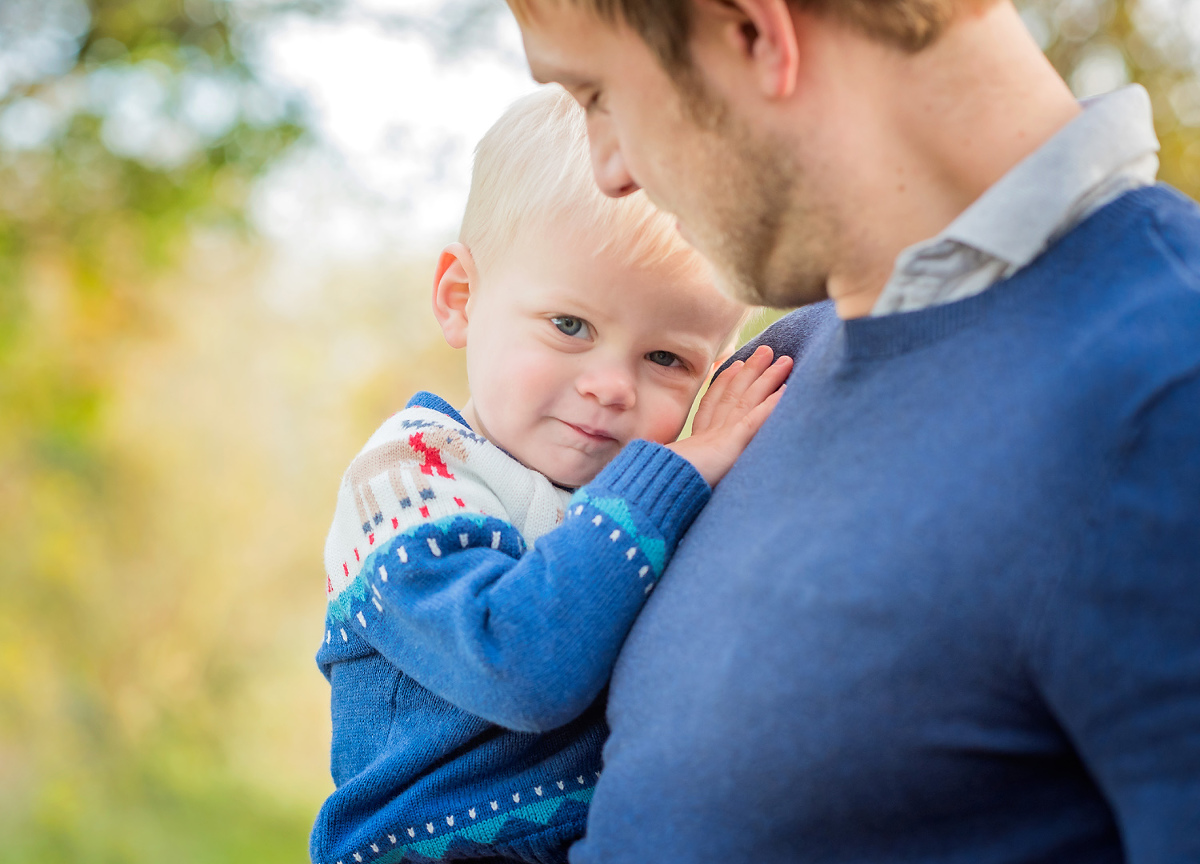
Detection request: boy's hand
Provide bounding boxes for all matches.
[668,345,793,487]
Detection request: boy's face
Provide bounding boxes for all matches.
[461,220,742,488]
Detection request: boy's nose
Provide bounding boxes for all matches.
[576,365,637,409]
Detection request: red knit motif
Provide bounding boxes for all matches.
[409,432,456,479]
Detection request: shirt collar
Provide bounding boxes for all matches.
[938,84,1159,268]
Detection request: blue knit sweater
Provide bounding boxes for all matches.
[311,393,710,864]
[573,184,1200,863]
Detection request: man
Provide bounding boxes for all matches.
[508,0,1200,862]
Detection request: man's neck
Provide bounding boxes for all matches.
[809,2,1081,318]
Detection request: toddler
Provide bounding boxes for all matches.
[311,87,790,864]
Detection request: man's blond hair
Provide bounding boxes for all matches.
[460,85,708,282]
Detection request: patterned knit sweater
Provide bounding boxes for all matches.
[311,392,711,864]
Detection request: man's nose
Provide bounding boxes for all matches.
[589,127,640,198]
[576,364,637,409]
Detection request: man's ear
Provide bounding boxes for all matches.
[698,0,800,99]
[432,242,477,349]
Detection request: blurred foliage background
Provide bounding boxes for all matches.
[2,0,1200,860]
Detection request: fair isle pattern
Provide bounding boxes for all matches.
[324,512,520,626]
[569,490,667,578]
[325,405,572,605]
[328,776,598,864]
[325,499,666,636]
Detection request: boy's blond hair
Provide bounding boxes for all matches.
[460,86,709,284]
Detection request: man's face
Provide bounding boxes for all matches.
[460,217,741,488]
[517,2,834,308]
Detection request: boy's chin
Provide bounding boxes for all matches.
[535,458,604,491]
[541,467,596,491]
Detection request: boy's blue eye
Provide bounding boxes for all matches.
[647,350,681,367]
[552,316,589,338]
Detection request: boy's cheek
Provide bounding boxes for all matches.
[505,351,563,396]
[638,393,696,444]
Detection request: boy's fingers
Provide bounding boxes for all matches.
[711,352,790,430]
[736,355,793,414]
[733,384,787,443]
[708,346,775,427]
[693,359,743,432]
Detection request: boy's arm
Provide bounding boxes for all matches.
[334,440,707,733]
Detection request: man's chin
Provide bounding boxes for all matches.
[713,265,828,309]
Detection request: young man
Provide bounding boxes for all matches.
[507,0,1200,861]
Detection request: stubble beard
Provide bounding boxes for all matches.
[676,74,835,309]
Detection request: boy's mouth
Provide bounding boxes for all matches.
[562,421,619,445]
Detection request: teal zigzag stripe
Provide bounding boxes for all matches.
[362,787,594,864]
[328,513,499,623]
[571,491,666,576]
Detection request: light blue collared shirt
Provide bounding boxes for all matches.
[872,85,1160,316]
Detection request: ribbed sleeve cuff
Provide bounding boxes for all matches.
[586,440,711,548]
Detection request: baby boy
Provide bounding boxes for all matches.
[311,87,790,864]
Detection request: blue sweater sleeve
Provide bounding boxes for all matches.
[1029,370,1200,861]
[335,440,709,733]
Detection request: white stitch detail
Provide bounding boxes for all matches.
[388,834,396,844]
[626,547,636,560]
[407,828,415,838]
[372,582,381,598]
[556,780,564,790]
[371,844,379,853]
[535,786,543,796]
[325,630,330,644]
[468,808,476,819]
[610,529,620,541]
[398,546,408,563]
[340,628,348,642]
[447,815,454,826]
[638,566,649,578]
[459,533,469,548]
[378,565,388,582]
[575,505,583,515]
[592,515,602,525]
[426,823,435,834]
[513,792,520,803]
[357,611,367,627]
[491,801,498,810]
[645,583,654,594]
[428,538,441,556]
[491,531,501,549]
[372,597,383,612]
[353,854,362,862]
[577,776,585,784]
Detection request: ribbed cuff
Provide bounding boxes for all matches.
[586,440,711,548]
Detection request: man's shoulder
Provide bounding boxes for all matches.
[1046,185,1200,389]
[1135,183,1200,291]
[723,300,839,373]
[1070,183,1200,292]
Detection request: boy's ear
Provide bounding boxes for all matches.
[432,242,477,349]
